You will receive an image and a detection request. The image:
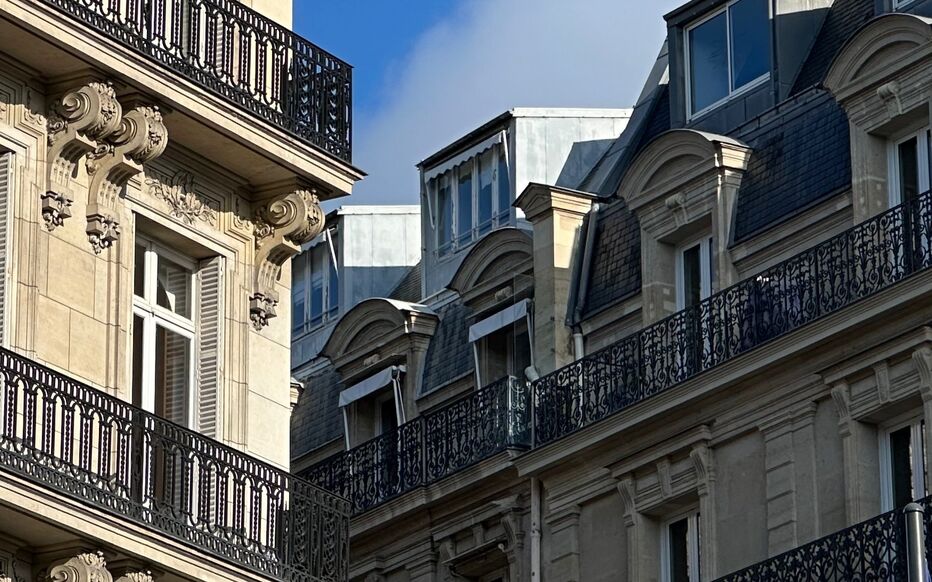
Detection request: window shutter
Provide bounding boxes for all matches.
[196,256,224,438]
[0,152,11,345]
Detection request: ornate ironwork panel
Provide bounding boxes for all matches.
[0,348,350,581]
[303,377,529,515]
[714,505,907,581]
[37,0,352,161]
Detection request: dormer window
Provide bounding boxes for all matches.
[686,0,770,118]
[432,144,511,256]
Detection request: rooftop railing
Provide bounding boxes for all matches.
[0,347,350,581]
[37,0,352,162]
[302,190,932,516]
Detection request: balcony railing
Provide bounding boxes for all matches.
[302,191,932,515]
[0,347,350,581]
[303,376,529,514]
[37,0,352,161]
[713,495,932,581]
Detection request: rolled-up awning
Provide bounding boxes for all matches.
[338,365,406,408]
[468,299,530,343]
[422,131,504,183]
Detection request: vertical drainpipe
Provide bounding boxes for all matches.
[531,477,542,582]
[570,203,601,360]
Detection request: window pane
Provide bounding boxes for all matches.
[379,396,398,434]
[132,314,145,408]
[478,150,494,234]
[310,263,324,325]
[497,152,511,219]
[438,174,453,253]
[481,331,510,385]
[292,255,307,332]
[730,0,770,90]
[156,254,191,318]
[512,327,532,379]
[134,245,147,298]
[689,12,729,113]
[669,518,690,582]
[155,325,190,427]
[457,163,474,245]
[891,426,914,508]
[899,137,920,204]
[683,244,703,308]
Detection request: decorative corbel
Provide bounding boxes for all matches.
[251,187,325,330]
[913,346,932,402]
[45,82,122,231]
[114,572,153,582]
[85,104,168,253]
[690,442,716,494]
[877,81,903,117]
[44,551,112,582]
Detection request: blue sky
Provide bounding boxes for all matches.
[297,1,681,205]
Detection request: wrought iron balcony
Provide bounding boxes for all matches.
[533,190,932,444]
[303,191,932,515]
[38,0,352,162]
[0,347,350,581]
[303,376,529,515]
[713,496,932,581]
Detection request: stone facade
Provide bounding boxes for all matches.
[292,2,932,581]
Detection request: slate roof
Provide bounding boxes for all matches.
[291,365,344,459]
[388,262,422,303]
[791,0,875,94]
[732,89,851,242]
[421,299,474,395]
[579,200,642,320]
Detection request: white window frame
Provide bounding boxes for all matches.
[879,413,928,512]
[685,0,772,120]
[894,0,921,10]
[888,126,931,208]
[676,235,714,311]
[661,508,701,582]
[132,237,197,428]
[433,143,511,257]
[292,233,339,334]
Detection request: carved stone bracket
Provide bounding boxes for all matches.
[86,105,168,253]
[45,551,112,582]
[251,187,325,330]
[45,82,122,231]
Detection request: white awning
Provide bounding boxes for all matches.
[469,299,530,343]
[338,365,406,407]
[423,131,504,183]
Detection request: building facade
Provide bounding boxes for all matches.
[0,0,360,580]
[295,0,932,580]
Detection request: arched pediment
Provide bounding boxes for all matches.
[322,298,436,360]
[618,130,749,210]
[448,228,533,295]
[825,14,932,95]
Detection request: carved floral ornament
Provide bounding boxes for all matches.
[42,81,169,253]
[250,188,325,330]
[144,170,217,227]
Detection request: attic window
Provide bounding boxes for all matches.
[894,0,920,9]
[686,0,770,117]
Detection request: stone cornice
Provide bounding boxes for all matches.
[514,182,595,224]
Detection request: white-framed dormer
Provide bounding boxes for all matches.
[878,412,928,511]
[685,0,771,120]
[675,234,714,311]
[617,130,750,325]
[660,508,702,582]
[888,124,931,208]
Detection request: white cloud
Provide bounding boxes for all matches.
[346,0,681,206]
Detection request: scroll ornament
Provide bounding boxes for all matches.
[86,105,168,253]
[251,188,325,330]
[44,82,122,231]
